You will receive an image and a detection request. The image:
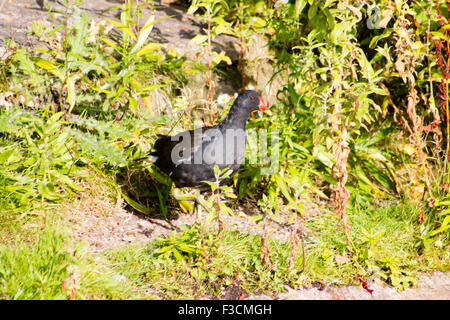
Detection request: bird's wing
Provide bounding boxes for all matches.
[152,126,216,168]
[175,126,217,165]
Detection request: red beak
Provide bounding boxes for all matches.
[258,97,272,116]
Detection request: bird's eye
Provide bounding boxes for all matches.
[250,96,255,101]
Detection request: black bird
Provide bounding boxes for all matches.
[150,90,272,188]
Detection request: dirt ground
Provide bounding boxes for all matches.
[1,0,449,300]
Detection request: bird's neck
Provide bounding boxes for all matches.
[219,105,252,129]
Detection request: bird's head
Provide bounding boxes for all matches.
[237,90,272,116]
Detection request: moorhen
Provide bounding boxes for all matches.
[150,90,271,188]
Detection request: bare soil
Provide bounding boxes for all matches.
[1,0,449,300]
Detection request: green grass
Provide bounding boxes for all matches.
[98,202,448,299]
[103,226,297,299]
[303,202,427,288]
[0,201,448,299]
[0,217,137,299]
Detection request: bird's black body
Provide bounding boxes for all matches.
[150,90,269,188]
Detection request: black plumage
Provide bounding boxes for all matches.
[150,90,271,188]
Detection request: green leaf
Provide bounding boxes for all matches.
[155,186,168,218]
[177,243,196,254]
[394,0,403,13]
[294,0,307,19]
[98,36,123,55]
[154,245,174,254]
[66,77,76,114]
[129,96,138,114]
[149,167,170,185]
[178,199,194,213]
[434,200,450,207]
[322,8,335,29]
[238,178,248,200]
[106,18,137,41]
[219,202,234,216]
[38,182,64,201]
[249,17,266,29]
[136,43,164,57]
[369,28,393,49]
[92,87,113,95]
[35,59,63,81]
[273,174,294,203]
[429,216,450,236]
[172,248,183,261]
[249,216,263,223]
[308,2,318,20]
[0,149,19,163]
[211,51,231,66]
[121,192,152,214]
[213,165,220,176]
[48,24,65,37]
[356,48,375,79]
[133,15,155,53]
[50,171,84,192]
[190,35,208,45]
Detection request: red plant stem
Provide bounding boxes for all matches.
[446,38,450,168]
[357,275,374,295]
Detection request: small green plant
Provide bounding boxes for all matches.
[96,0,168,118]
[203,165,237,214]
[0,109,85,212]
[16,2,97,114]
[152,225,204,261]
